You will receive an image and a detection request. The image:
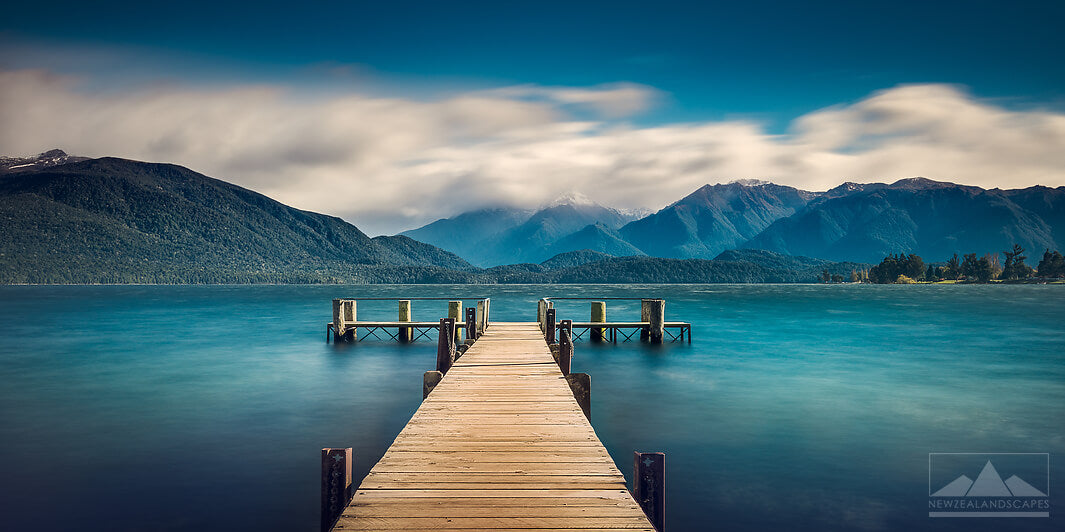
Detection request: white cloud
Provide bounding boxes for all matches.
[2,70,1063,235]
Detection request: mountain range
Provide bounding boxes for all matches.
[2,149,1062,283]
[407,178,1065,265]
[0,153,472,283]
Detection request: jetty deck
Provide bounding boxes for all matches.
[331,322,655,531]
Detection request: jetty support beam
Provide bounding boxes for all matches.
[591,301,606,342]
[320,447,353,532]
[648,299,665,344]
[633,451,665,532]
[422,370,443,399]
[565,372,590,421]
[436,318,456,374]
[558,319,573,375]
[398,300,411,343]
[545,308,556,344]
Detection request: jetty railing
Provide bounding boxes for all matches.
[538,297,691,344]
[327,297,490,343]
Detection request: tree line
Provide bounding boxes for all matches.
[841,245,1065,284]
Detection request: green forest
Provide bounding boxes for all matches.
[821,245,1065,284]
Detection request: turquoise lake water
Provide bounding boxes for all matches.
[0,284,1062,531]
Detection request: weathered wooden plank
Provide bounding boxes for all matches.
[343,504,639,517]
[334,516,654,529]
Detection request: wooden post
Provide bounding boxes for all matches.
[633,451,665,532]
[648,299,665,344]
[565,372,590,421]
[476,300,486,337]
[545,308,556,344]
[423,370,442,399]
[345,300,357,341]
[436,318,456,374]
[320,447,352,532]
[398,300,411,343]
[466,307,477,341]
[332,299,343,342]
[537,299,547,331]
[448,300,463,342]
[558,320,573,375]
[484,298,490,329]
[591,301,606,343]
[640,299,650,342]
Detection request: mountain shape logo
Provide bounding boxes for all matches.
[932,460,1047,497]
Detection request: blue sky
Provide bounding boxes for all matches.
[5,1,1064,126]
[2,1,1064,233]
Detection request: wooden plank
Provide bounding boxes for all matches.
[334,516,654,529]
[343,504,639,517]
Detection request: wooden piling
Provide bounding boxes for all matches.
[591,301,606,342]
[647,299,665,344]
[422,370,442,399]
[633,451,666,531]
[320,447,352,532]
[565,372,591,421]
[476,300,486,336]
[345,300,356,341]
[448,300,463,342]
[640,299,650,342]
[398,300,411,343]
[545,307,556,344]
[537,299,547,331]
[558,319,573,376]
[332,299,343,342]
[484,297,491,329]
[332,299,357,342]
[436,318,456,374]
[465,307,477,341]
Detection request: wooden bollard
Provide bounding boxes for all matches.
[591,301,606,343]
[423,370,442,399]
[558,320,573,375]
[565,372,590,421]
[332,299,343,342]
[537,299,547,331]
[320,447,353,532]
[448,300,463,342]
[484,298,490,329]
[436,318,456,374]
[647,299,665,344]
[465,307,477,341]
[332,299,356,342]
[633,451,665,532]
[545,308,556,344]
[640,299,650,342]
[398,300,412,343]
[476,300,486,336]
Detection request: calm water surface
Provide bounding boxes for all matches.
[0,284,1062,531]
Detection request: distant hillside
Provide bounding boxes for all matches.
[619,182,813,259]
[0,157,472,283]
[540,249,614,270]
[400,207,534,263]
[544,254,864,283]
[742,178,1064,263]
[404,200,643,267]
[543,223,645,261]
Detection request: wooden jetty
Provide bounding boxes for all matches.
[322,320,665,531]
[329,298,490,343]
[539,298,691,344]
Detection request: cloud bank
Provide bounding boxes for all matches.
[2,69,1063,234]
